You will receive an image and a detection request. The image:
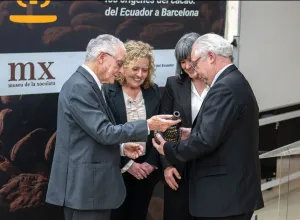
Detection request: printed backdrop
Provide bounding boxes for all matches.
[0,1,226,220]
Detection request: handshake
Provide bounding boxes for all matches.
[122,114,181,159]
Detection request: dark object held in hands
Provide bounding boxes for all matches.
[154,111,182,144]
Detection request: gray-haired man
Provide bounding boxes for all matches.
[154,33,264,220]
[46,34,180,220]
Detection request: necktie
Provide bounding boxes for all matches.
[101,89,107,105]
[100,89,115,124]
[100,88,107,107]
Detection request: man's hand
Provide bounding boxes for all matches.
[140,162,155,175]
[147,115,181,132]
[180,127,191,140]
[152,133,166,155]
[128,162,148,180]
[123,143,143,159]
[164,166,181,191]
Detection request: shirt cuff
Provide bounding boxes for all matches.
[121,160,134,173]
[147,124,150,134]
[120,143,125,156]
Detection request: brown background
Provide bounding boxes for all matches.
[0,1,226,52]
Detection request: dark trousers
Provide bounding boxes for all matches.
[110,170,160,220]
[164,179,193,220]
[64,207,110,220]
[194,212,254,220]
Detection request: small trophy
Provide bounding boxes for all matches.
[154,111,182,144]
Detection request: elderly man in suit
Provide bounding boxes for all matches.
[153,33,264,220]
[45,34,180,220]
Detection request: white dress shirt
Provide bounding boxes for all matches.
[82,64,102,89]
[191,82,209,123]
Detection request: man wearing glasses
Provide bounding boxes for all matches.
[154,33,264,220]
[46,34,180,220]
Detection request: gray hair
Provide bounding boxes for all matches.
[174,32,200,77]
[194,33,233,61]
[85,34,125,61]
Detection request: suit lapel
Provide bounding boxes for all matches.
[78,66,116,124]
[191,64,238,128]
[177,77,192,126]
[108,83,127,124]
[105,105,116,124]
[92,81,116,124]
[142,87,157,119]
[214,64,237,84]
[109,84,157,124]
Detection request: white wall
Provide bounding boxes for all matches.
[238,1,300,112]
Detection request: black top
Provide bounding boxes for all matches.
[103,81,161,168]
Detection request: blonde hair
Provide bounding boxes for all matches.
[117,40,155,89]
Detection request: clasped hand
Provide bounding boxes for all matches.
[128,162,155,180]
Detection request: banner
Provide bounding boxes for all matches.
[0,1,226,220]
[0,50,176,95]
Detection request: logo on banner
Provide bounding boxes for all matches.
[8,62,56,88]
[9,0,57,24]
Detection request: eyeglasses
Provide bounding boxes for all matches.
[105,53,124,69]
[189,56,202,71]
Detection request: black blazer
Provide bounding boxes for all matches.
[103,81,161,168]
[160,75,193,174]
[164,65,264,217]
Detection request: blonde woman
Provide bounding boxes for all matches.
[103,40,161,220]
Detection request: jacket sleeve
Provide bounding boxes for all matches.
[164,83,241,164]
[68,83,148,146]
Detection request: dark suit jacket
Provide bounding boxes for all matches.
[103,81,161,168]
[164,65,264,217]
[46,66,148,210]
[160,75,193,175]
